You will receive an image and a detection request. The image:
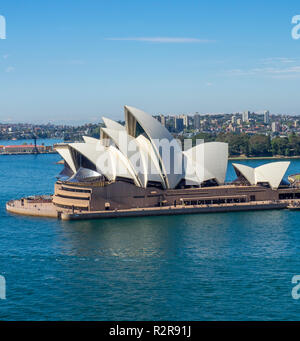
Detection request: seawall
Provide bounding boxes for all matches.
[61,202,288,221]
[6,198,290,221]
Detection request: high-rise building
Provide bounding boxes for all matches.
[175,118,184,132]
[167,116,176,131]
[179,115,188,127]
[194,114,201,129]
[242,111,250,122]
[264,110,270,124]
[272,122,280,133]
[187,115,193,128]
[160,114,166,127]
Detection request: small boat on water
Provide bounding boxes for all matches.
[287,204,300,210]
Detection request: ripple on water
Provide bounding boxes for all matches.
[1,155,300,320]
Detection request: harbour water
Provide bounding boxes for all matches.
[1,152,300,320]
[0,138,63,146]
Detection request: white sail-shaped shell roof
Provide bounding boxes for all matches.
[69,142,103,166]
[68,142,112,179]
[135,135,166,187]
[55,144,77,173]
[107,145,140,185]
[232,163,255,184]
[82,136,99,144]
[101,127,145,187]
[100,118,126,145]
[55,105,232,190]
[101,127,165,188]
[68,142,139,185]
[233,161,290,189]
[102,117,126,131]
[183,142,228,185]
[124,105,183,189]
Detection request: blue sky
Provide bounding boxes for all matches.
[1,0,300,124]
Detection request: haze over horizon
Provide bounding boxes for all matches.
[1,0,300,124]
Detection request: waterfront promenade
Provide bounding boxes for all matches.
[6,197,290,221]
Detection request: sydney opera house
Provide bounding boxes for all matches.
[50,105,300,215]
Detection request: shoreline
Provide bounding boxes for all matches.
[0,151,57,155]
[228,156,300,161]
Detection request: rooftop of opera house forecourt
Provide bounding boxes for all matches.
[6,106,300,220]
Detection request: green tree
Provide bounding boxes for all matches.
[248,135,271,156]
[288,134,300,156]
[216,133,250,156]
[271,137,289,156]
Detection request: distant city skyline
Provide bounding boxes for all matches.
[1,1,300,124]
[0,108,297,126]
